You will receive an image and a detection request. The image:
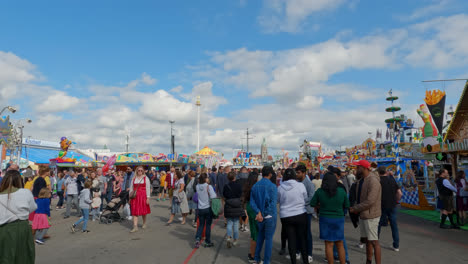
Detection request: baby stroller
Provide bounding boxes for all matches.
[100,191,128,224]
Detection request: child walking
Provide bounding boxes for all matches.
[91,191,102,221]
[71,181,93,233]
[32,188,51,245]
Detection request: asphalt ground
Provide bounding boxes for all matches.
[35,196,468,264]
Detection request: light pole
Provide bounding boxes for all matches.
[169,120,175,158]
[196,96,201,152]
[16,119,32,166]
[0,106,16,116]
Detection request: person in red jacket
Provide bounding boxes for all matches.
[165,166,177,200]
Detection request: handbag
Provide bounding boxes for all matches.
[129,177,143,199]
[207,186,221,218]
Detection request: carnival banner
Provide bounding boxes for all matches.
[424,90,446,135]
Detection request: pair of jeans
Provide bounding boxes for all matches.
[333,237,349,261]
[227,218,239,240]
[106,189,113,203]
[282,213,308,264]
[56,191,64,207]
[65,194,79,217]
[100,193,106,211]
[378,207,399,248]
[255,217,277,264]
[35,228,49,240]
[196,208,213,243]
[74,209,90,231]
[91,208,100,220]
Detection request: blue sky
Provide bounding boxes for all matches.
[1,0,468,157]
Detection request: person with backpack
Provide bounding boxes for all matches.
[194,173,217,249]
[223,171,244,248]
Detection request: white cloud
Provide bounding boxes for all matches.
[258,0,345,33]
[296,96,323,109]
[36,91,80,112]
[181,82,227,112]
[403,14,468,68]
[140,90,195,122]
[170,85,183,93]
[398,0,453,22]
[0,51,38,104]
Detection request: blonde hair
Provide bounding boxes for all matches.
[38,187,50,198]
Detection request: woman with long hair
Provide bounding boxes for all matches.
[0,170,37,263]
[194,173,217,248]
[129,166,151,233]
[167,170,189,225]
[455,171,468,225]
[310,172,350,264]
[278,168,308,264]
[242,171,260,263]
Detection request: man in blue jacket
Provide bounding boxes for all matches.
[250,166,277,264]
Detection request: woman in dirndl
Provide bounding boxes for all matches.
[0,170,37,264]
[129,166,151,233]
[166,170,189,225]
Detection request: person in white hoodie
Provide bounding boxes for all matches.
[277,168,309,264]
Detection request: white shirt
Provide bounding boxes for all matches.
[65,177,79,195]
[0,189,37,225]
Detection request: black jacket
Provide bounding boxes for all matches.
[223,181,244,218]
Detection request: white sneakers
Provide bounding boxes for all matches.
[393,247,400,252]
[308,255,313,263]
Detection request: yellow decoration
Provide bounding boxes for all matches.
[424,90,445,105]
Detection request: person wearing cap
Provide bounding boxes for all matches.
[349,160,382,264]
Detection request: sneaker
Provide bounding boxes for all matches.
[178,217,183,221]
[451,225,461,229]
[82,230,90,233]
[308,255,313,263]
[63,215,70,219]
[239,224,243,231]
[252,261,263,264]
[130,227,138,233]
[204,242,214,248]
[248,254,255,263]
[232,240,238,247]
[35,239,44,245]
[70,224,76,233]
[440,224,450,229]
[227,238,232,248]
[392,247,399,252]
[278,248,286,255]
[243,226,249,232]
[142,224,147,229]
[156,198,160,201]
[195,240,201,249]
[358,243,365,249]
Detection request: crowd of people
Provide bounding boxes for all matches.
[0,159,467,264]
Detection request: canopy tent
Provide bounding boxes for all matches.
[195,146,218,156]
[7,147,93,165]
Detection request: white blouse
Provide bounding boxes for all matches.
[0,189,37,225]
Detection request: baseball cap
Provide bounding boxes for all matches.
[351,160,371,169]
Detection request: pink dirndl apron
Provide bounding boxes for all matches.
[130,176,151,216]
